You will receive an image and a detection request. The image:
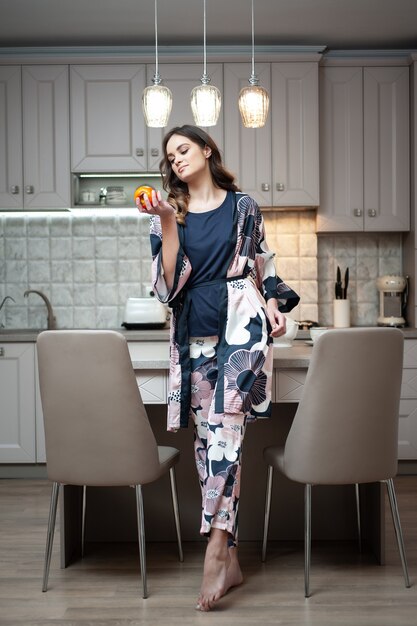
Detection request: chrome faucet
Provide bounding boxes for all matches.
[24,290,57,330]
[0,295,16,327]
[0,295,16,312]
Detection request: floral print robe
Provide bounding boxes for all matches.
[150,192,299,431]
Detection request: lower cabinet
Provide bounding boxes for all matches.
[2,339,417,463]
[134,371,167,404]
[399,340,417,459]
[275,370,307,402]
[0,343,36,462]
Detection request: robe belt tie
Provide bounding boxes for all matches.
[174,275,247,427]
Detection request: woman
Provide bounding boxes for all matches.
[137,125,299,611]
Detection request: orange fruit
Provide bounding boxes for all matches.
[134,185,155,208]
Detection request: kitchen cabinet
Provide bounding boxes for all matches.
[70,63,223,173]
[224,62,319,207]
[275,369,307,402]
[35,351,46,463]
[0,65,71,209]
[318,65,410,232]
[71,64,147,172]
[0,343,36,462]
[127,341,168,403]
[398,339,417,460]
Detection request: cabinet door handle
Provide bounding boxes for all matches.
[261,183,270,192]
[10,185,20,194]
[25,185,34,194]
[136,148,144,157]
[276,183,285,192]
[353,208,363,217]
[368,209,377,217]
[151,148,159,157]
[0,347,4,357]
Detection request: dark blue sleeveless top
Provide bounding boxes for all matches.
[182,190,235,337]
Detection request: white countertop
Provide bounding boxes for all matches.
[2,327,416,370]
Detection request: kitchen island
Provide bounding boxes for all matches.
[55,334,385,571]
[0,328,392,567]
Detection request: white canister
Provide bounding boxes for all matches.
[81,190,96,203]
[333,299,350,328]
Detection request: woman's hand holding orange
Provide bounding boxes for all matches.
[134,185,174,217]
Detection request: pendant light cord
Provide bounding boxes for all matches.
[203,0,207,76]
[153,0,161,84]
[248,0,259,85]
[251,0,255,78]
[201,0,210,84]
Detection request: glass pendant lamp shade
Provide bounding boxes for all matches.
[142,0,172,128]
[191,82,221,127]
[142,83,173,128]
[238,83,269,128]
[191,0,221,127]
[239,0,270,129]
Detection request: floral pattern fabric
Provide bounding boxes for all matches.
[150,192,300,431]
[190,336,246,545]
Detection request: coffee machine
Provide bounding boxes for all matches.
[376,275,408,327]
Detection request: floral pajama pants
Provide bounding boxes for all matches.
[189,336,248,547]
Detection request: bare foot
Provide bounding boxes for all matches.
[196,533,244,611]
[196,530,229,611]
[224,547,244,593]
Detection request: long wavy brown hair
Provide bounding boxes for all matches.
[159,125,240,225]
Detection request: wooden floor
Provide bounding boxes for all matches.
[1,477,417,625]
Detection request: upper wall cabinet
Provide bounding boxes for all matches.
[71,65,147,172]
[224,62,319,207]
[0,65,70,209]
[224,63,272,205]
[318,65,410,232]
[70,63,223,173]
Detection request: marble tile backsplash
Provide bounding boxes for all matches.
[317,233,402,326]
[0,214,153,330]
[263,210,318,323]
[0,211,402,329]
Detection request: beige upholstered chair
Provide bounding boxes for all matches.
[261,327,410,597]
[37,330,183,598]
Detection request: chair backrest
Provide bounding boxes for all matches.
[283,328,403,485]
[37,330,161,486]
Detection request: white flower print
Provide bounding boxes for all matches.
[189,337,217,359]
[208,439,239,464]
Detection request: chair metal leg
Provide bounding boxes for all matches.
[81,485,87,558]
[169,467,184,563]
[385,478,411,588]
[304,484,312,598]
[42,481,60,592]
[355,483,362,553]
[262,465,274,562]
[135,484,148,599]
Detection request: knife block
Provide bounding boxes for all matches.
[333,299,350,328]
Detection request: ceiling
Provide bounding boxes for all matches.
[0,0,417,51]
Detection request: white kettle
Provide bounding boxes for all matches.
[123,294,168,329]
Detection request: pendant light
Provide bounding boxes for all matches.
[190,0,221,127]
[238,0,269,128]
[142,0,173,128]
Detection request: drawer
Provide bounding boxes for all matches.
[128,341,169,362]
[135,370,167,404]
[400,368,417,399]
[398,398,417,459]
[275,370,307,402]
[403,339,417,368]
